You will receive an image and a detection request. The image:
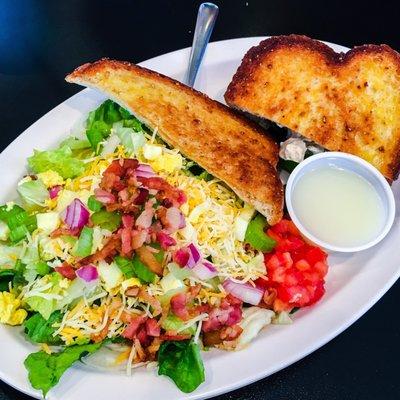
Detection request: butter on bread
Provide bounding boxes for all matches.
[225,35,400,181]
[66,59,283,224]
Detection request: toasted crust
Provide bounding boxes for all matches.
[66,59,283,224]
[225,35,400,180]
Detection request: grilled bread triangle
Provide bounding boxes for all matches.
[225,35,400,181]
[66,59,283,225]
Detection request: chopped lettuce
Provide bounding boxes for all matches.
[23,310,63,344]
[161,314,196,336]
[85,100,144,153]
[25,273,64,319]
[0,269,15,291]
[17,179,49,209]
[158,340,205,393]
[97,260,123,291]
[24,342,102,396]
[113,122,145,155]
[28,145,85,179]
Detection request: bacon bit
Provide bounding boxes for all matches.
[120,310,136,324]
[125,287,140,297]
[134,188,149,205]
[123,159,139,170]
[156,231,177,250]
[136,246,163,276]
[139,177,186,207]
[91,320,111,343]
[104,160,125,176]
[202,330,223,347]
[170,292,190,320]
[118,188,130,202]
[136,325,151,347]
[84,234,120,264]
[131,230,148,250]
[122,214,134,229]
[147,337,162,356]
[120,228,132,256]
[139,287,162,317]
[51,226,80,238]
[202,295,243,333]
[136,202,154,229]
[220,325,243,341]
[94,188,116,204]
[160,333,191,341]
[55,263,76,280]
[146,318,161,337]
[122,315,148,340]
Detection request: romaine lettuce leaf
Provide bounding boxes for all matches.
[28,146,85,179]
[23,310,63,344]
[24,342,102,396]
[158,340,205,393]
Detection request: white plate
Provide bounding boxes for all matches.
[0,37,399,400]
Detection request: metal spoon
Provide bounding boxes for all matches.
[185,2,219,87]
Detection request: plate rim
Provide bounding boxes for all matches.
[0,36,399,400]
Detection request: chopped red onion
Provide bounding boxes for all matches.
[64,198,89,229]
[135,164,157,179]
[49,185,62,199]
[192,261,218,280]
[186,243,201,268]
[94,188,116,204]
[76,264,99,283]
[165,207,186,232]
[156,231,177,250]
[222,279,263,306]
[136,206,154,229]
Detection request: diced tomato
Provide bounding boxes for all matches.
[308,280,326,305]
[295,259,311,271]
[55,263,76,280]
[314,261,328,279]
[260,218,329,312]
[305,247,327,265]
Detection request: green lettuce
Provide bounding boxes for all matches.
[113,122,145,154]
[158,340,205,393]
[85,100,144,153]
[25,273,63,319]
[17,179,49,209]
[23,311,63,344]
[28,145,85,179]
[24,342,102,396]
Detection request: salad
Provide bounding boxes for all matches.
[0,100,329,396]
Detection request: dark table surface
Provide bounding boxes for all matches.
[1,0,399,399]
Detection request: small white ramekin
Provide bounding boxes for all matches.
[285,152,396,253]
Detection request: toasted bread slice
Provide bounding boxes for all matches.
[66,59,283,224]
[225,35,400,180]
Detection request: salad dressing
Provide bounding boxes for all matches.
[292,166,385,247]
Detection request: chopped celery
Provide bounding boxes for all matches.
[91,210,121,232]
[87,195,103,212]
[114,256,135,278]
[74,227,94,257]
[132,255,156,284]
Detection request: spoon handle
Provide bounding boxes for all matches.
[185,2,219,87]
